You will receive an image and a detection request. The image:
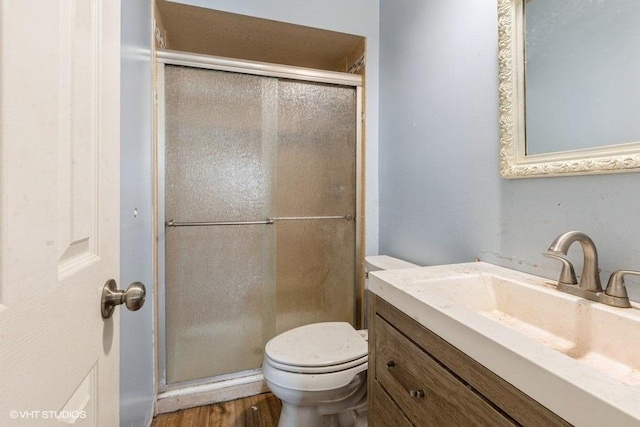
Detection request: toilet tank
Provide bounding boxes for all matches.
[365,255,419,273]
[363,256,419,328]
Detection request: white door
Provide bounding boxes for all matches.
[0,0,122,426]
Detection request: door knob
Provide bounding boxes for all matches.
[101,279,146,319]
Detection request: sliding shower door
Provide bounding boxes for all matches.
[163,64,356,385]
[275,80,356,334]
[164,66,278,384]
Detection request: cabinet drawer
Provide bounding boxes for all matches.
[372,381,413,427]
[375,315,514,427]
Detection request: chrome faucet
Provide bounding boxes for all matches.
[544,231,632,308]
[546,231,602,292]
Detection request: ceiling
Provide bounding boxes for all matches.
[157,1,364,72]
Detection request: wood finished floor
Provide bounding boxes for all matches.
[151,393,281,427]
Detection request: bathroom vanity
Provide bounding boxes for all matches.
[368,295,567,426]
[367,262,640,426]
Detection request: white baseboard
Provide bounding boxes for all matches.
[156,374,269,414]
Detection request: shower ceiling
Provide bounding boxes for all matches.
[156,0,364,71]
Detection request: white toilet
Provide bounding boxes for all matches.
[263,256,419,427]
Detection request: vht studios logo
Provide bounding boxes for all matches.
[9,410,87,420]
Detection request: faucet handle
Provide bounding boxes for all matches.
[605,270,638,304]
[543,253,578,285]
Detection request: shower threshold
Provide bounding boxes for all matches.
[157,369,268,414]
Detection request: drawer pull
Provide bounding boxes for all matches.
[386,360,425,398]
[410,389,425,398]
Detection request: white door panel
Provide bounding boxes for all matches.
[0,0,121,425]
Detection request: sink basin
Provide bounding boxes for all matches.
[419,272,640,385]
[369,262,640,426]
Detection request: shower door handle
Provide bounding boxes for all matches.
[166,219,274,227]
[271,215,353,221]
[165,215,353,227]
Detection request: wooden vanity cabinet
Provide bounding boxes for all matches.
[367,295,571,427]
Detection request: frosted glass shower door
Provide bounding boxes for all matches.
[275,80,357,334]
[163,64,357,386]
[164,66,277,384]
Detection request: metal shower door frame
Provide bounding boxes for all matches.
[154,50,364,409]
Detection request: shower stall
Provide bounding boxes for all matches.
[156,51,363,397]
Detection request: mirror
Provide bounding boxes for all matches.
[498,0,640,178]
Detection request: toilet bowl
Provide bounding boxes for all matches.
[263,256,419,427]
[263,322,368,427]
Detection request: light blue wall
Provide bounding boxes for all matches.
[170,0,380,255]
[120,0,155,425]
[379,0,640,301]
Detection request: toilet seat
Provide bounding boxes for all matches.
[265,322,368,369]
[264,353,368,374]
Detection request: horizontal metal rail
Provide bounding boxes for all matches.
[165,219,274,227]
[165,215,353,227]
[272,215,353,221]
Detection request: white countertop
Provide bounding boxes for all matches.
[369,262,640,427]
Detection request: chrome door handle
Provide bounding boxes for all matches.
[101,279,146,319]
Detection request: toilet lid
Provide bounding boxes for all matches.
[265,322,368,368]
